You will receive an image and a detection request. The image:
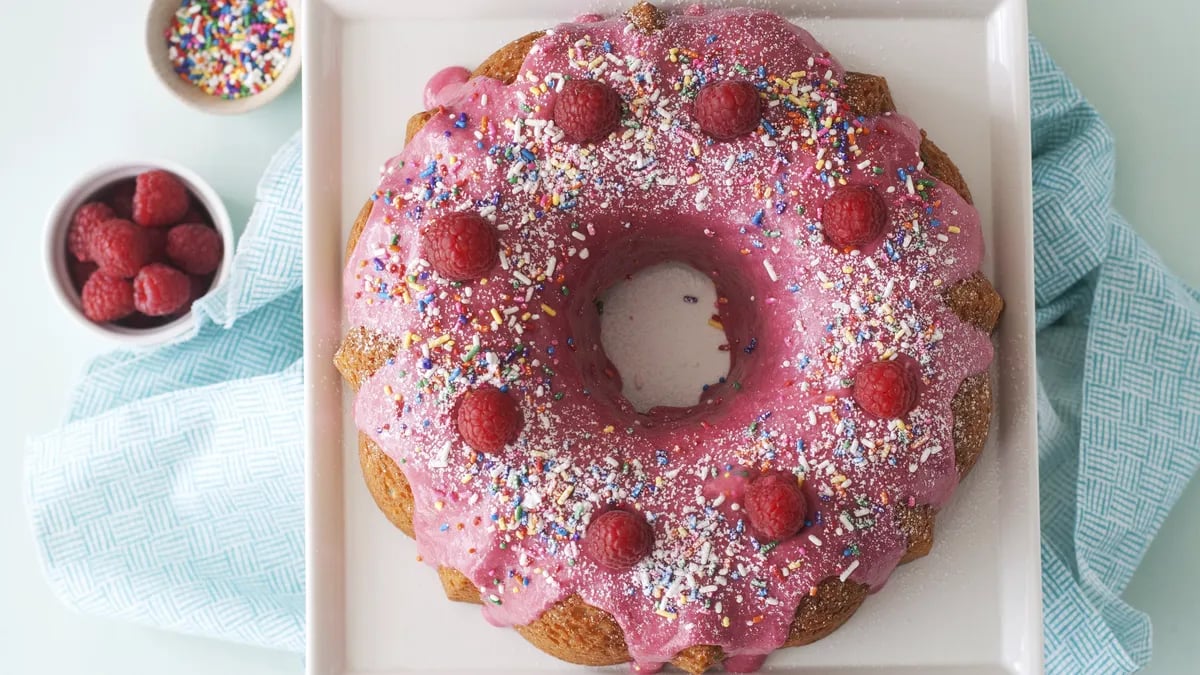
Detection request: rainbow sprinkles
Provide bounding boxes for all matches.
[165,0,295,100]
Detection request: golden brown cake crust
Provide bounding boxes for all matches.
[671,645,726,675]
[842,71,897,119]
[895,504,936,564]
[405,110,437,147]
[335,326,399,391]
[784,578,870,647]
[513,594,631,666]
[339,13,1002,673]
[626,1,668,33]
[946,272,1005,333]
[952,373,993,478]
[358,433,415,536]
[473,31,545,84]
[437,566,482,604]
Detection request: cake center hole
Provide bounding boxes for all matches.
[599,262,731,413]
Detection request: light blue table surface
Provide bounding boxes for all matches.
[0,1,1195,674]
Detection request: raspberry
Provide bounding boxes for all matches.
[133,263,191,316]
[67,202,115,262]
[853,356,920,419]
[553,78,622,144]
[133,170,190,227]
[167,223,224,275]
[822,185,889,249]
[421,212,499,282]
[744,472,807,541]
[108,179,136,219]
[583,508,654,571]
[81,273,135,323]
[456,387,522,453]
[88,219,153,278]
[694,80,762,140]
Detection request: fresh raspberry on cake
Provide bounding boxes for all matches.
[421,212,499,281]
[456,387,522,453]
[133,263,191,316]
[88,219,153,278]
[133,170,190,227]
[853,357,920,419]
[822,185,889,249]
[68,202,115,262]
[167,223,223,275]
[553,78,622,144]
[694,80,762,140]
[583,508,654,571]
[81,273,135,323]
[744,472,807,541]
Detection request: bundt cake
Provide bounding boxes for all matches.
[335,3,1003,672]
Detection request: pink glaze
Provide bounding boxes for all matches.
[345,6,993,671]
[422,66,471,109]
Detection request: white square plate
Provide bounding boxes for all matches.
[303,1,1041,673]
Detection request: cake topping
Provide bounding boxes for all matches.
[853,357,921,419]
[744,472,808,541]
[694,80,762,141]
[821,185,889,249]
[423,66,471,109]
[456,387,523,453]
[420,212,500,282]
[552,78,623,144]
[583,508,655,571]
[344,5,994,669]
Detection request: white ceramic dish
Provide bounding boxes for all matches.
[145,0,302,115]
[303,1,1040,673]
[44,159,234,346]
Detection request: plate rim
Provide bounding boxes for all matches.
[303,2,1042,673]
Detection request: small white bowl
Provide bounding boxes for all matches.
[145,0,301,115]
[44,160,234,347]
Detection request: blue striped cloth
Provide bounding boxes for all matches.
[21,42,1200,672]
[1031,38,1200,673]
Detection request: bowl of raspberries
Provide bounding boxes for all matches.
[45,161,232,345]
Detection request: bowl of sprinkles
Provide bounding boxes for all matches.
[146,0,298,114]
